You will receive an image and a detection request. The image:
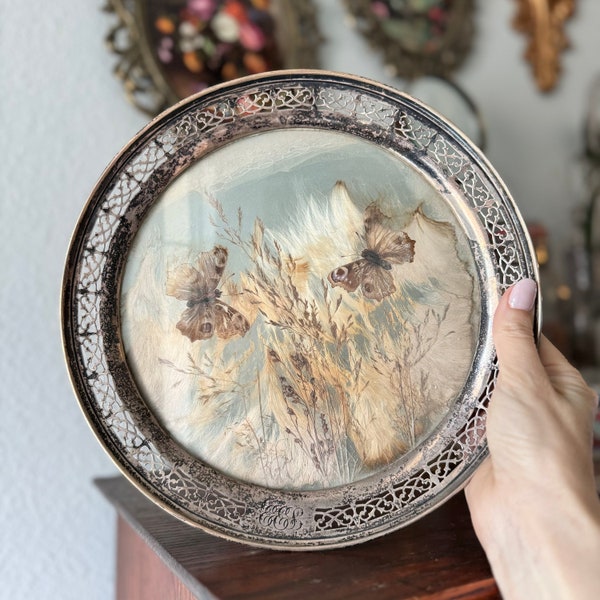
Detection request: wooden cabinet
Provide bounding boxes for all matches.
[97,476,499,600]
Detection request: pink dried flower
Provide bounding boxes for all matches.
[157,37,174,63]
[239,21,265,51]
[187,0,217,21]
[371,1,390,19]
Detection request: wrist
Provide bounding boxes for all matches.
[484,490,600,600]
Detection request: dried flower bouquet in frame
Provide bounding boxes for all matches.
[62,71,539,549]
[344,0,476,79]
[105,0,321,115]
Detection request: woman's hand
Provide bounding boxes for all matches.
[465,278,600,599]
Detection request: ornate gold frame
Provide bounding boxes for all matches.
[512,0,576,92]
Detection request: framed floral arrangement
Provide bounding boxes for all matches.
[344,0,475,79]
[105,0,320,114]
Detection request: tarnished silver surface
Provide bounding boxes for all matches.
[62,70,539,549]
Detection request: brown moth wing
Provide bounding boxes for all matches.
[196,245,228,291]
[213,301,250,339]
[367,224,415,265]
[328,203,414,301]
[176,302,215,342]
[166,245,228,302]
[363,202,388,233]
[360,264,396,301]
[209,245,228,279]
[166,263,203,301]
[327,259,366,292]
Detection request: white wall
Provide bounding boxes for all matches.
[1,2,599,598]
[1,4,146,599]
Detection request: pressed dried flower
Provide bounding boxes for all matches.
[221,61,238,80]
[183,51,205,73]
[223,0,248,23]
[179,19,198,38]
[157,37,174,63]
[239,21,266,51]
[212,11,240,42]
[243,51,267,74]
[155,16,176,35]
[187,0,217,21]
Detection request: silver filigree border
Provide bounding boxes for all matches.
[62,70,539,549]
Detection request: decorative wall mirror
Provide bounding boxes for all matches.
[105,0,321,115]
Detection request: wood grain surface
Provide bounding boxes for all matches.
[97,476,499,600]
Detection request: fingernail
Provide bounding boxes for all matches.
[508,278,537,311]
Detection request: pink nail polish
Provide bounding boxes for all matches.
[508,278,537,311]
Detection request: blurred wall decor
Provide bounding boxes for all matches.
[343,0,475,80]
[578,75,600,364]
[535,75,600,367]
[105,0,321,115]
[340,2,484,148]
[512,0,576,92]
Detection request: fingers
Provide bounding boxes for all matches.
[494,281,598,413]
[493,279,545,382]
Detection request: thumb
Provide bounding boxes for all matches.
[493,278,542,380]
